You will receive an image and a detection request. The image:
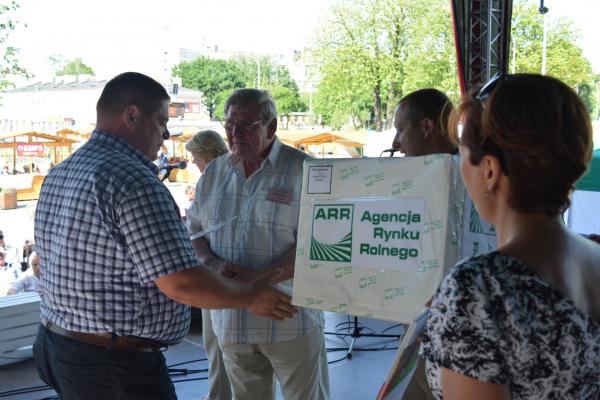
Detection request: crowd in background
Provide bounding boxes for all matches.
[0,231,38,296]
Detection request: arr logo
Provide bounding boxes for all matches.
[310,204,353,262]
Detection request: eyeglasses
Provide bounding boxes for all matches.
[0,235,4,240]
[475,72,508,103]
[222,119,263,133]
[474,72,510,175]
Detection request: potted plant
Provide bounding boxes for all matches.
[0,186,17,210]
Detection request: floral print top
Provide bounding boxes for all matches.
[422,251,600,399]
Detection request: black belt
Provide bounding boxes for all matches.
[43,321,167,352]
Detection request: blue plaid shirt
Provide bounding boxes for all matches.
[35,130,200,344]
[187,137,324,345]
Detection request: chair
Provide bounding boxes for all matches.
[16,175,45,201]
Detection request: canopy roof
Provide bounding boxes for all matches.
[0,131,78,148]
[291,131,368,148]
[55,127,92,140]
[277,131,325,147]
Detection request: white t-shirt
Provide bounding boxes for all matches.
[0,263,20,295]
[10,269,40,293]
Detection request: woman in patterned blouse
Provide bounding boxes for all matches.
[422,73,600,399]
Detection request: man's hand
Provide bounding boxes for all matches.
[222,262,283,284]
[247,285,298,320]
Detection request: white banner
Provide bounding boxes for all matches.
[293,155,464,323]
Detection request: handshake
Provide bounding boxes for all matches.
[219,260,297,321]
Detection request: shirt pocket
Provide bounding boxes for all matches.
[248,189,300,246]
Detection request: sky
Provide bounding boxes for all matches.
[5,0,600,85]
[7,0,334,82]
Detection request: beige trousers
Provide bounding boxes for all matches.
[202,309,232,400]
[220,327,330,400]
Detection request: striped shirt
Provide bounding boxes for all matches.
[187,137,324,345]
[35,129,200,344]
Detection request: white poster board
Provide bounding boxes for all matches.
[567,190,600,235]
[292,155,464,323]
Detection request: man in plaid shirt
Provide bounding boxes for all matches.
[33,72,296,400]
[188,89,329,400]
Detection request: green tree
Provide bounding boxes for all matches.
[312,0,453,131]
[1,1,28,89]
[173,56,246,119]
[511,1,592,89]
[174,54,306,120]
[56,58,95,80]
[402,1,459,100]
[229,54,307,114]
[269,85,307,115]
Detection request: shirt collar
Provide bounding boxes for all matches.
[265,136,282,168]
[90,129,159,174]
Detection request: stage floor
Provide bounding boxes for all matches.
[0,312,404,400]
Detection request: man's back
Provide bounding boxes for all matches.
[35,130,192,342]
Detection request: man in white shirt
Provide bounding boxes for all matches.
[0,246,20,295]
[0,229,21,267]
[188,89,329,400]
[8,251,40,295]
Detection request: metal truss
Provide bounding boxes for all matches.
[452,0,513,93]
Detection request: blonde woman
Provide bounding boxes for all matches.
[185,130,231,400]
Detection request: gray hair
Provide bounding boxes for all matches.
[185,130,229,161]
[224,88,277,123]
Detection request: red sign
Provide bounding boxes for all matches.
[16,143,45,157]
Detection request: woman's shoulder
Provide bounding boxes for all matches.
[449,251,527,283]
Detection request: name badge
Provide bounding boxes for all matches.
[267,188,292,205]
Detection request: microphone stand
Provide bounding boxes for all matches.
[160,169,172,182]
[325,316,402,360]
[380,149,398,158]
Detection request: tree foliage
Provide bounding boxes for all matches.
[312,0,597,130]
[311,0,456,131]
[401,0,459,101]
[173,54,306,120]
[0,1,28,89]
[510,0,594,112]
[511,0,592,86]
[173,56,245,119]
[56,58,95,80]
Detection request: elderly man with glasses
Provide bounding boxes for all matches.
[187,88,330,400]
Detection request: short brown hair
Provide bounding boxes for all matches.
[400,88,454,140]
[451,74,593,216]
[97,72,170,119]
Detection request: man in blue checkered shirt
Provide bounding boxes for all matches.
[32,72,297,400]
